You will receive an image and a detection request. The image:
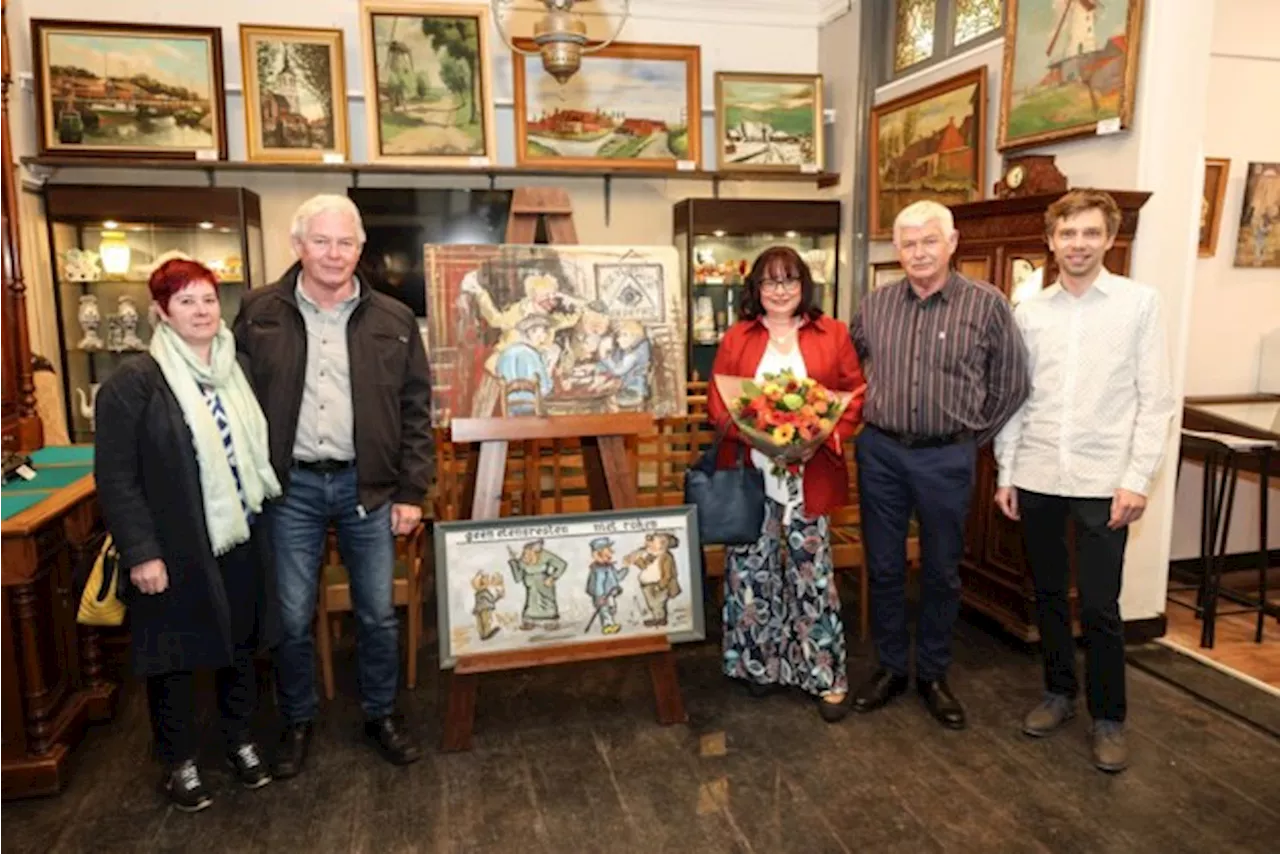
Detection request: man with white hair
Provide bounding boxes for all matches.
[234,194,432,776]
[849,200,1029,730]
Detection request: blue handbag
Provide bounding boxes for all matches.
[684,432,765,546]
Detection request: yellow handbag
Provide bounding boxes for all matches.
[77,535,126,627]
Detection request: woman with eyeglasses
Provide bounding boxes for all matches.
[707,245,865,722]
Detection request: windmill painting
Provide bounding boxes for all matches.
[998,0,1145,150]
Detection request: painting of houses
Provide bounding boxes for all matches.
[1234,163,1280,269]
[869,67,986,239]
[32,20,226,159]
[999,0,1145,149]
[359,2,497,165]
[514,42,701,171]
[715,72,824,172]
[423,244,687,425]
[240,26,348,162]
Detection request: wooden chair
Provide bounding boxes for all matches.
[314,521,428,700]
[500,378,543,416]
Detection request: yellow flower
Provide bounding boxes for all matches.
[762,382,783,399]
[818,418,832,432]
[772,424,796,444]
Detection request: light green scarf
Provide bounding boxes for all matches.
[150,321,281,556]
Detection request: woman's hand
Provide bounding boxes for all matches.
[130,558,169,595]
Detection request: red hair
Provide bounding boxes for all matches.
[149,258,218,312]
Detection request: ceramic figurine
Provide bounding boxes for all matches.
[62,248,102,282]
[76,294,104,350]
[692,295,717,343]
[105,315,126,353]
[76,383,101,432]
[116,295,146,350]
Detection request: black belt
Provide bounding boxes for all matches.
[871,425,973,449]
[293,458,355,474]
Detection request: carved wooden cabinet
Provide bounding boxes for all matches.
[950,190,1150,641]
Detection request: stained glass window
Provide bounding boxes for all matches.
[894,0,937,72]
[953,0,1002,46]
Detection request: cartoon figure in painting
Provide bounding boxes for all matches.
[1252,211,1274,266]
[584,537,628,635]
[508,538,569,631]
[597,320,652,408]
[625,532,681,628]
[557,300,613,376]
[460,270,582,416]
[495,314,555,416]
[471,571,505,641]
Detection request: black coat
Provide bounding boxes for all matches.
[93,354,279,676]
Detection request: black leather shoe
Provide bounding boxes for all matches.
[852,669,909,714]
[364,716,421,766]
[226,741,272,789]
[817,693,852,723]
[918,679,966,730]
[274,721,313,780]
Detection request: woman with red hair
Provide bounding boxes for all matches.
[95,258,281,811]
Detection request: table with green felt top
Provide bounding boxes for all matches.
[1,445,95,523]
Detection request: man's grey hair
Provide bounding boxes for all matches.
[893,200,956,243]
[290,194,367,244]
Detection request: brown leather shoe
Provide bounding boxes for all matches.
[1092,721,1129,773]
[1022,694,1076,738]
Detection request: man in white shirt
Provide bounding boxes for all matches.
[994,189,1175,774]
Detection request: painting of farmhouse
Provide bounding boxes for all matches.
[32,20,225,159]
[423,244,687,425]
[514,42,701,171]
[239,26,348,163]
[869,67,986,239]
[999,0,1145,150]
[360,2,496,165]
[715,72,824,173]
[1234,163,1280,269]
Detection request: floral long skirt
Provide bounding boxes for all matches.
[722,499,848,697]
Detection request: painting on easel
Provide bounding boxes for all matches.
[434,507,705,667]
[423,244,687,425]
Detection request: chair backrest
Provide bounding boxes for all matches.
[500,378,543,417]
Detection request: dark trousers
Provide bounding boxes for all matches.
[1018,490,1128,723]
[146,541,259,766]
[855,426,976,682]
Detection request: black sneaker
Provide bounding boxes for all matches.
[164,760,213,813]
[227,742,272,790]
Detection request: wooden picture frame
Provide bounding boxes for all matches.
[434,505,706,668]
[869,260,905,290]
[239,25,349,163]
[714,71,823,173]
[869,67,987,240]
[1199,157,1230,258]
[31,18,227,160]
[1004,251,1049,306]
[513,40,701,172]
[998,0,1146,151]
[359,1,497,166]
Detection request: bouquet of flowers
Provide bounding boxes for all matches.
[714,369,855,478]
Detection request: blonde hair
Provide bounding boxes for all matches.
[893,200,955,243]
[290,194,366,244]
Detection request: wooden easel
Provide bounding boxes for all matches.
[440,191,687,752]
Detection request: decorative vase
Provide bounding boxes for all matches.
[76,294,104,350]
[117,295,146,350]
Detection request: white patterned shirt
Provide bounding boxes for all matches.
[994,268,1176,498]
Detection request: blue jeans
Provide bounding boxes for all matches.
[272,466,398,722]
[855,426,975,682]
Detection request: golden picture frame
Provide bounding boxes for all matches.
[239,25,349,163]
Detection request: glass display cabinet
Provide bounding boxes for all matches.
[43,185,265,442]
[673,198,841,380]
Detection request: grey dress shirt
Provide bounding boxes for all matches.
[292,277,360,462]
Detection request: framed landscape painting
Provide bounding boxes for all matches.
[1199,157,1230,258]
[998,0,1145,150]
[239,25,349,163]
[434,506,705,667]
[715,72,823,173]
[869,67,986,239]
[513,41,701,172]
[31,19,227,159]
[1233,162,1280,269]
[359,1,497,166]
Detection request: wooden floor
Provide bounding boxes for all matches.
[1166,568,1280,689]
[3,614,1279,853]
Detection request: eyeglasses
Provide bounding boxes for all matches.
[760,278,801,293]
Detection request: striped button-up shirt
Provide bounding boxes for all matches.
[851,272,1029,445]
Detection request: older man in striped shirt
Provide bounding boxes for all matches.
[850,200,1029,730]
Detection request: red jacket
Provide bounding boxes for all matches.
[707,314,866,518]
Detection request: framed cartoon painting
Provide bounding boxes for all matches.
[1234,162,1280,268]
[434,506,705,667]
[31,19,227,159]
[239,25,349,163]
[714,72,823,173]
[359,1,497,166]
[513,41,701,172]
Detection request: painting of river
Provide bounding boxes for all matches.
[32,20,225,158]
[514,42,701,172]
